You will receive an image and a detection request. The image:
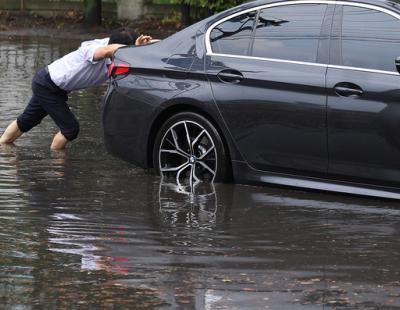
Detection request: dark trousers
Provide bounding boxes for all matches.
[17,67,79,141]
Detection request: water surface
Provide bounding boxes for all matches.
[0,37,400,309]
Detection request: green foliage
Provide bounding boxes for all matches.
[186,0,245,12]
[154,0,246,14]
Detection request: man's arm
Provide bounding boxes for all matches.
[93,44,125,61]
[92,35,156,61]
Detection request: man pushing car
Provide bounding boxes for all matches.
[0,27,152,150]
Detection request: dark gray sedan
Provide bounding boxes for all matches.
[102,0,400,199]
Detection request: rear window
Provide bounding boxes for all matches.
[210,11,257,56]
[251,4,327,63]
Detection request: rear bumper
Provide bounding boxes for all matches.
[102,85,151,168]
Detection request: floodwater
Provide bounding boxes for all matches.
[0,37,400,310]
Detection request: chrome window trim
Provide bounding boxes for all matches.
[208,53,400,76]
[205,0,400,75]
[208,52,328,68]
[327,65,400,76]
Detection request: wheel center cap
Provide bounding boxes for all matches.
[189,156,197,164]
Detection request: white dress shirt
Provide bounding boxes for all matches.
[48,37,111,92]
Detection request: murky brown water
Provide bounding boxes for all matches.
[1,37,400,309]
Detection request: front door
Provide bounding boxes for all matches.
[327,4,400,185]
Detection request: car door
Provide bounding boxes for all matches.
[206,3,332,175]
[327,4,400,185]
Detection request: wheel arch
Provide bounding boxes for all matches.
[147,99,233,180]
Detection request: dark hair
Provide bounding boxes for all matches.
[109,27,138,45]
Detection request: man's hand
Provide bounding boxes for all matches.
[135,35,153,46]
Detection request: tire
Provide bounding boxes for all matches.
[153,112,229,184]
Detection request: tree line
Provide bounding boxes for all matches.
[158,0,246,26]
[85,0,246,26]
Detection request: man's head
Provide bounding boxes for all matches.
[109,27,138,45]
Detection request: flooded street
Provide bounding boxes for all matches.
[1,37,400,309]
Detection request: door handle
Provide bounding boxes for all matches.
[217,69,244,84]
[334,82,363,98]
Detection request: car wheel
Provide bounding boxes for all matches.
[153,112,229,184]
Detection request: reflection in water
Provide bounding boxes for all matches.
[1,37,400,309]
[158,181,218,228]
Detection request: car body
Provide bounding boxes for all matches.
[102,0,400,199]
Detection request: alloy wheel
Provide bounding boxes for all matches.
[158,120,217,185]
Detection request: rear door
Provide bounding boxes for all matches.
[206,3,332,175]
[327,4,400,185]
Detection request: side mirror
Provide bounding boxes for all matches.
[396,56,400,74]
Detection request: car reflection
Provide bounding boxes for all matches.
[158,179,218,227]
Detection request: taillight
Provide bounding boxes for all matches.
[107,62,130,78]
[114,64,129,76]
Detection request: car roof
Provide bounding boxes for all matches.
[247,0,400,6]
[230,0,400,13]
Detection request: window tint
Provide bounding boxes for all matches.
[210,11,257,56]
[341,6,400,72]
[252,4,327,62]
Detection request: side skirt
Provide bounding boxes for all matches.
[232,161,400,200]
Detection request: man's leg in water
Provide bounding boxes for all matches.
[1,68,79,149]
[34,69,79,150]
[0,121,23,144]
[51,132,69,150]
[44,96,79,150]
[0,86,48,144]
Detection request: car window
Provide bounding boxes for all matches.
[252,4,327,63]
[210,11,257,56]
[341,6,400,72]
